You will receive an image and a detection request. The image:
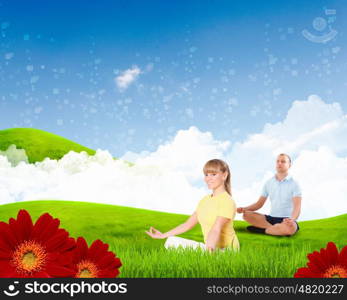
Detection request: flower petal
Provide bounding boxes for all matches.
[338,245,347,268]
[0,222,17,249]
[294,267,321,278]
[324,242,339,266]
[17,210,34,240]
[32,213,53,236]
[98,269,120,278]
[96,252,116,267]
[31,271,51,278]
[45,229,69,252]
[40,219,60,241]
[87,240,108,261]
[73,237,88,261]
[0,248,12,259]
[307,251,329,273]
[32,213,60,242]
[8,218,22,244]
[46,263,75,277]
[0,261,17,277]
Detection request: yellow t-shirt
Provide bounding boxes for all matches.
[196,191,239,250]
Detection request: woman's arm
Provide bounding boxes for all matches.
[205,216,230,252]
[145,212,198,239]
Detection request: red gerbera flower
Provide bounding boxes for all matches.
[72,237,122,278]
[0,210,76,278]
[294,242,347,278]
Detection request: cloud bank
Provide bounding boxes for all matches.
[1,95,346,220]
[228,95,347,220]
[0,150,205,214]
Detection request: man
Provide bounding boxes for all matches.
[237,153,302,236]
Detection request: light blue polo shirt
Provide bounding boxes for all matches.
[261,175,302,217]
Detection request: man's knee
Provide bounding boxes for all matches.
[266,223,296,236]
[243,211,253,222]
[282,227,294,236]
[284,223,297,236]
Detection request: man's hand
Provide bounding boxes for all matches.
[283,218,294,224]
[237,207,245,214]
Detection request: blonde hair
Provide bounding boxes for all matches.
[203,159,231,195]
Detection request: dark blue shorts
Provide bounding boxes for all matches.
[265,215,300,231]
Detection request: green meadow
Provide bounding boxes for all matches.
[1,201,346,278]
[0,128,96,163]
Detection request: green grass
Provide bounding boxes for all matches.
[0,201,346,277]
[0,128,96,163]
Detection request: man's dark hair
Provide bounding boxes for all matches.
[278,153,292,164]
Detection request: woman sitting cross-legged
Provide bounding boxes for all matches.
[145,159,239,252]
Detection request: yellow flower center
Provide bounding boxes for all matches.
[12,240,47,274]
[22,252,36,268]
[324,265,347,278]
[76,260,99,278]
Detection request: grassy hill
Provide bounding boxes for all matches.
[1,200,346,278]
[0,128,96,163]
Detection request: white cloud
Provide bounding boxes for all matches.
[0,150,205,214]
[131,126,230,184]
[228,95,347,189]
[263,95,344,139]
[115,66,141,90]
[0,145,28,166]
[290,147,347,220]
[1,95,346,221]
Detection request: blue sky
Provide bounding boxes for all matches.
[0,0,346,156]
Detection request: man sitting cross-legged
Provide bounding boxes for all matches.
[237,153,302,236]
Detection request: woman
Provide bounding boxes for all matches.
[145,159,239,252]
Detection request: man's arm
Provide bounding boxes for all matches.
[290,196,301,220]
[237,196,267,213]
[282,196,301,230]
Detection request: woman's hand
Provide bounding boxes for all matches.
[145,227,166,239]
[206,244,216,253]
